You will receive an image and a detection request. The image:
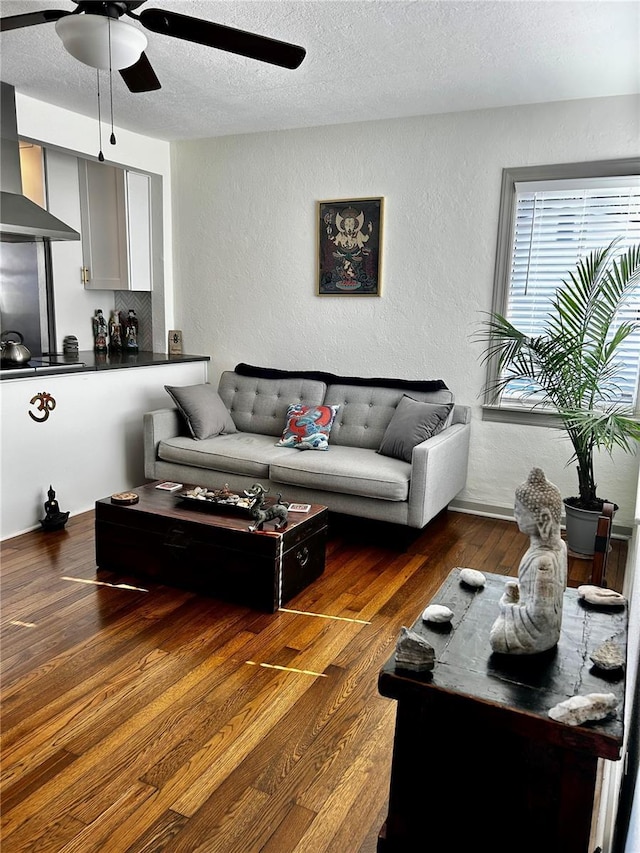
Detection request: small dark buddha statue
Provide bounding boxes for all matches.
[40,485,70,531]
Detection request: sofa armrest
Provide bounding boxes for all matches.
[143,408,182,479]
[408,419,471,528]
[452,404,471,426]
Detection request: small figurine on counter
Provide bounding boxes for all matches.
[40,485,70,531]
[109,310,122,351]
[92,309,108,352]
[62,335,79,357]
[122,309,139,350]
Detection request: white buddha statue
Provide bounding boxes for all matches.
[489,467,567,655]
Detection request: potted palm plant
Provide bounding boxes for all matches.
[476,237,640,555]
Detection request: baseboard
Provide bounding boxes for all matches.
[448,499,632,540]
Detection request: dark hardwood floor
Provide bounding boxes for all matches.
[1,507,627,853]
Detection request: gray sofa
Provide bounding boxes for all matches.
[143,364,471,528]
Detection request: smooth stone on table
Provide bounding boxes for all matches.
[421,604,453,623]
[394,626,435,672]
[547,692,618,726]
[590,638,625,672]
[458,568,486,588]
[577,585,626,607]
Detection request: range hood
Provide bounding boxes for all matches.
[1,81,80,242]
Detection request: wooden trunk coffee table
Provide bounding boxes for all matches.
[94,481,328,612]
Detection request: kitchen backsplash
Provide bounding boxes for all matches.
[114,291,152,351]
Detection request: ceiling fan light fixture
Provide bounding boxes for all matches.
[55,15,147,70]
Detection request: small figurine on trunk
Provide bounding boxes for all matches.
[244,483,289,532]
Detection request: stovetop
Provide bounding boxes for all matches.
[0,357,86,375]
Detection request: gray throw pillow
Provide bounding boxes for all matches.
[165,383,237,440]
[378,395,453,462]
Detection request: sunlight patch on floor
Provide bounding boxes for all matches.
[245,660,328,677]
[279,607,370,624]
[8,620,37,628]
[61,576,149,592]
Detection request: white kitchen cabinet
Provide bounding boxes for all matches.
[79,159,152,291]
[78,159,128,290]
[125,170,152,293]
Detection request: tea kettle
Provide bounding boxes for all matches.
[0,331,32,365]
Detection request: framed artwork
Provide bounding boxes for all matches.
[317,197,384,295]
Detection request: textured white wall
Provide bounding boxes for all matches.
[171,94,640,529]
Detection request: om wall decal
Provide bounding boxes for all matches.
[29,392,56,422]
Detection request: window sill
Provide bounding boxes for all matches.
[481,404,563,429]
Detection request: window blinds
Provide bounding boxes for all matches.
[504,178,640,404]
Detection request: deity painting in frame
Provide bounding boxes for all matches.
[317,197,384,295]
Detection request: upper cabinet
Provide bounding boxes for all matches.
[125,170,152,293]
[78,159,152,291]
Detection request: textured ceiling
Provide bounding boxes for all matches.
[0,0,638,142]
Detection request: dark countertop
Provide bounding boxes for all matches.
[0,350,210,380]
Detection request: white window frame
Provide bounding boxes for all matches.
[482,158,640,427]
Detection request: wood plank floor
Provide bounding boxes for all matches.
[1,508,627,853]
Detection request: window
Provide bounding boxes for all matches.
[484,159,640,425]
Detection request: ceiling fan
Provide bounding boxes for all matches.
[0,1,307,93]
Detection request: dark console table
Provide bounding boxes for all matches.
[377,568,627,853]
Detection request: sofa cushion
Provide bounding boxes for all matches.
[276,403,340,451]
[269,445,410,501]
[325,384,455,450]
[165,383,237,440]
[157,433,299,478]
[378,395,454,462]
[217,371,327,436]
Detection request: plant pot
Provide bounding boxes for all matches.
[563,499,616,557]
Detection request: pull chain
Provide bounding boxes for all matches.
[96,69,104,162]
[108,17,116,145]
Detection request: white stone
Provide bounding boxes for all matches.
[459,568,486,588]
[422,604,453,623]
[548,692,618,726]
[577,585,626,607]
[394,626,435,672]
[590,638,625,672]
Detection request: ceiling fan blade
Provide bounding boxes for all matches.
[119,52,161,93]
[139,8,306,70]
[0,9,69,32]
